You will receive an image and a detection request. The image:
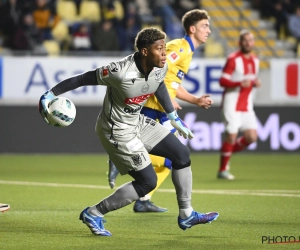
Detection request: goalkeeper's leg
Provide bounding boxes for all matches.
[150,133,219,230]
[133,155,171,212]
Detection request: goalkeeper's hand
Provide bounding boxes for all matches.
[167,111,194,139]
[38,90,55,124]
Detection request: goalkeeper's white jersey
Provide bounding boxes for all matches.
[96,53,168,133]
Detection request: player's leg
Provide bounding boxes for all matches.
[218,111,241,179]
[0,203,10,213]
[232,129,257,152]
[133,155,170,212]
[80,164,157,236]
[233,112,258,153]
[218,132,237,180]
[80,117,162,236]
[107,158,119,189]
[150,133,219,230]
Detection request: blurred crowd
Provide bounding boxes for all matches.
[249,0,300,42]
[1,0,300,55]
[0,0,201,53]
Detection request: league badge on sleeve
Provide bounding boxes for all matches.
[101,68,109,79]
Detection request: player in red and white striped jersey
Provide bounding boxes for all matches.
[218,30,261,180]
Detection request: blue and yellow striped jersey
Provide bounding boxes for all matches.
[144,35,195,112]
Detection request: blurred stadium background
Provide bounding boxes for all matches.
[0,0,299,153]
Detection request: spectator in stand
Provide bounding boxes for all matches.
[100,0,125,50]
[0,0,22,48]
[72,23,92,51]
[172,0,201,19]
[150,0,182,39]
[32,0,60,40]
[288,6,300,43]
[11,12,43,51]
[122,2,141,51]
[91,20,120,51]
[272,1,289,39]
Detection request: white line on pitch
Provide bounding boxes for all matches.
[0,180,299,197]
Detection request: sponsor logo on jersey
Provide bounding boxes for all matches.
[126,71,140,79]
[124,105,142,114]
[177,70,185,80]
[145,117,156,126]
[168,51,179,63]
[141,84,149,93]
[101,68,109,78]
[124,93,154,104]
[131,78,136,84]
[109,62,120,72]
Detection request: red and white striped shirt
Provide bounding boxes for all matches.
[220,51,259,112]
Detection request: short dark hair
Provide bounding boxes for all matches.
[182,9,210,34]
[135,27,166,51]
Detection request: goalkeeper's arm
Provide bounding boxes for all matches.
[154,82,193,140]
[51,70,98,96]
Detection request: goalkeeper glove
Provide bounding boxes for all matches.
[38,90,55,124]
[167,111,194,139]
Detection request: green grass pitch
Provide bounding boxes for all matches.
[0,153,300,250]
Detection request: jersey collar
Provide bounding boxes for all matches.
[134,52,150,81]
[184,35,194,52]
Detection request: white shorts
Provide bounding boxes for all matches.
[222,109,257,134]
[96,114,170,175]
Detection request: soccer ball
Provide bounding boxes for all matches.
[47,97,76,127]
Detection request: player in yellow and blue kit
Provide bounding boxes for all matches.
[108,9,213,212]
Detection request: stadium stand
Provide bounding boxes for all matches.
[56,0,78,23]
[201,0,297,68]
[0,0,300,58]
[79,0,101,22]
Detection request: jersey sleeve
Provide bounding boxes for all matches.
[96,61,122,87]
[220,57,241,88]
[166,43,183,67]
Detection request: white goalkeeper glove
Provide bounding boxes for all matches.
[167,111,194,139]
[38,90,56,124]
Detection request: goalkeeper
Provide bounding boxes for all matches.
[39,27,218,236]
[108,9,213,213]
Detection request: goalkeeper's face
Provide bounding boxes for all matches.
[144,39,167,69]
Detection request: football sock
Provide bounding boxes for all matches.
[219,141,234,172]
[96,182,139,215]
[232,136,250,152]
[171,166,192,219]
[179,207,194,219]
[139,194,151,201]
[88,206,104,217]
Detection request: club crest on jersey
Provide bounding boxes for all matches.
[155,71,161,81]
[168,51,179,63]
[177,70,185,80]
[131,154,142,166]
[101,68,109,78]
[141,84,149,93]
[124,93,154,104]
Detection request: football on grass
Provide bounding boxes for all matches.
[47,97,76,127]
